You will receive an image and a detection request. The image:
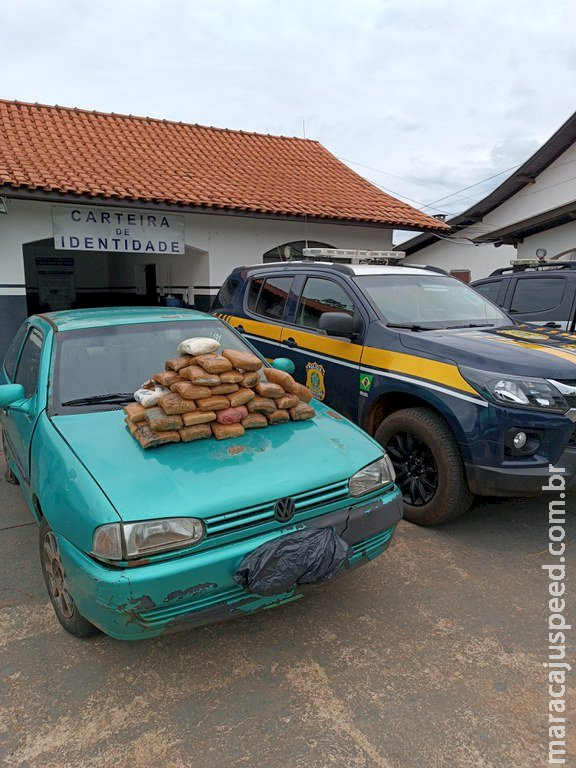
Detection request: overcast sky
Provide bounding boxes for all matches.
[3,0,576,240]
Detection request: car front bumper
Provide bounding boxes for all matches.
[465,446,576,496]
[57,486,403,640]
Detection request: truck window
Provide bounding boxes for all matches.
[474,280,503,305]
[296,277,355,330]
[510,277,566,315]
[14,327,43,397]
[246,276,294,320]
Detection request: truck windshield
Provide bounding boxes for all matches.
[354,274,509,329]
[51,319,254,414]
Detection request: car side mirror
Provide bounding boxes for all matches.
[318,312,355,339]
[0,383,30,412]
[272,358,296,375]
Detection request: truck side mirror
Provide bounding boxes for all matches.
[318,312,355,339]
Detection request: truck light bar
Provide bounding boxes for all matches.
[510,258,539,266]
[302,248,406,264]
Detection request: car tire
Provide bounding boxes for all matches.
[375,407,473,526]
[39,517,99,638]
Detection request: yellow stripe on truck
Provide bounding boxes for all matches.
[361,346,479,395]
[280,327,363,363]
[228,316,283,341]
[225,315,478,396]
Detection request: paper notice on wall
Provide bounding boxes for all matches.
[36,256,76,310]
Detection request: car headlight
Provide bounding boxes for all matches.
[460,366,568,413]
[92,518,205,562]
[349,455,396,497]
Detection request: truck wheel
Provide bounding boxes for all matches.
[39,517,99,638]
[375,407,473,526]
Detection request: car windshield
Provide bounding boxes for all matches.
[51,319,255,414]
[354,274,509,329]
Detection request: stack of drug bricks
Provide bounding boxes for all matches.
[123,338,315,449]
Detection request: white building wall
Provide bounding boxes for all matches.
[482,143,576,230]
[0,197,394,306]
[516,220,576,261]
[404,235,515,280]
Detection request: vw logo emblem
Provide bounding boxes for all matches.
[274,497,296,522]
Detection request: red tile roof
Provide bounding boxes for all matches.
[0,100,448,231]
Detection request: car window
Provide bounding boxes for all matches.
[355,273,509,327]
[510,277,566,315]
[14,327,43,397]
[212,274,240,310]
[296,277,355,330]
[52,319,258,413]
[3,322,28,381]
[246,276,293,320]
[474,280,503,305]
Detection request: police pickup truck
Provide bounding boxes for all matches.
[213,249,576,525]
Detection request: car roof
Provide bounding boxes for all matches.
[34,306,213,332]
[240,260,440,277]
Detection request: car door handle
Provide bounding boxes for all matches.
[282,337,298,348]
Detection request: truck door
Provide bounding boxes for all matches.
[508,275,570,328]
[2,326,45,486]
[280,275,363,420]
[230,274,295,361]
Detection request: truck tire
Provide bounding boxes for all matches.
[375,407,473,526]
[39,517,99,638]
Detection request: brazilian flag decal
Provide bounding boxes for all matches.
[360,373,373,392]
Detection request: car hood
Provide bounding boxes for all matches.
[399,323,576,378]
[51,405,382,522]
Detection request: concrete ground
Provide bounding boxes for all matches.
[0,450,573,768]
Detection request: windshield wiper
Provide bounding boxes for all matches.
[386,323,437,332]
[443,323,495,329]
[61,392,134,407]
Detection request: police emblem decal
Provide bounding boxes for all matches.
[305,361,326,400]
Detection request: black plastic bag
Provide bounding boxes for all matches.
[234,528,351,596]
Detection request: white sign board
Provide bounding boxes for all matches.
[52,205,185,254]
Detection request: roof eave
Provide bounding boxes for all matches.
[0,186,446,232]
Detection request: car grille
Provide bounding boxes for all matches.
[205,480,351,538]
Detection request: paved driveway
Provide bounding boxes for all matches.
[0,451,573,768]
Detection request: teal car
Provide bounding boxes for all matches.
[0,307,402,640]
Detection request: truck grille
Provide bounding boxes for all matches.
[205,480,350,538]
[555,379,576,409]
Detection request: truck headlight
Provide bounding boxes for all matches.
[349,455,396,497]
[92,518,205,562]
[460,366,568,413]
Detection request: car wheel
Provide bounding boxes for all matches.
[375,407,473,526]
[4,466,19,485]
[39,517,99,638]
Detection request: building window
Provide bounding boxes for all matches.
[262,241,335,263]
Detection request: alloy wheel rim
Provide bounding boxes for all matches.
[43,531,75,618]
[386,431,438,506]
